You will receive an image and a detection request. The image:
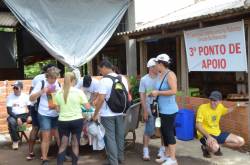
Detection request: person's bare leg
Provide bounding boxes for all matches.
[41,131,50,160]
[165,146,170,157]
[207,141,220,153]
[28,127,39,154]
[168,144,176,160]
[71,134,79,165]
[143,135,150,148]
[157,137,166,158]
[52,129,60,146]
[57,136,68,165]
[224,134,245,148]
[143,135,150,160]
[156,137,168,162]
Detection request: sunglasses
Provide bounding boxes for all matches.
[13,87,20,90]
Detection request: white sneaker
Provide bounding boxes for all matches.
[155,156,169,164]
[157,146,165,158]
[161,158,177,165]
[12,142,18,150]
[143,148,150,161]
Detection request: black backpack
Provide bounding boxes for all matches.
[34,80,45,111]
[104,75,130,113]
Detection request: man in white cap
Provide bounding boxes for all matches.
[139,58,164,161]
[6,81,31,150]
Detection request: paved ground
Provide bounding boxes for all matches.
[0,123,249,165]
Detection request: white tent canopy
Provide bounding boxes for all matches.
[4,0,130,67]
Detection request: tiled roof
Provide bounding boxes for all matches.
[118,0,250,36]
[0,0,8,10]
[0,12,18,27]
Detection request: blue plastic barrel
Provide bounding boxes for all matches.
[175,109,195,141]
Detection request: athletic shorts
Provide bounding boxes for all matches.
[144,115,155,136]
[38,113,58,131]
[200,132,230,145]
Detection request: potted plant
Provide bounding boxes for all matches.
[129,75,140,104]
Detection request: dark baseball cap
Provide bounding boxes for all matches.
[42,64,56,73]
[11,80,23,89]
[83,75,92,88]
[209,91,222,101]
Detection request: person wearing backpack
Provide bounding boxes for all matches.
[92,59,129,165]
[27,63,56,161]
[30,66,61,165]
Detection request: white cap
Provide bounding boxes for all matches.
[155,53,170,63]
[147,58,156,68]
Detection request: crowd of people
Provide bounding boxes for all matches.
[5,55,246,165]
[139,54,245,165]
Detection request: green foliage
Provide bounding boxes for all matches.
[24,60,56,79]
[129,75,140,103]
[0,27,15,32]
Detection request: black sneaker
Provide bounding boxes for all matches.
[214,148,223,156]
[201,145,211,158]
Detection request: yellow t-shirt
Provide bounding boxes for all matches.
[196,103,228,139]
[55,87,88,121]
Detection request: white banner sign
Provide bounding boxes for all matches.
[184,21,247,72]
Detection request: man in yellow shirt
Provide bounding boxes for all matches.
[196,91,245,158]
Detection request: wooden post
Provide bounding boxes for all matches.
[16,28,24,79]
[87,61,93,75]
[176,36,181,90]
[247,24,250,142]
[84,64,88,75]
[125,37,137,76]
[125,0,137,76]
[139,41,147,76]
[180,35,189,96]
[247,25,250,100]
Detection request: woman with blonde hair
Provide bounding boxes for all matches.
[55,72,90,165]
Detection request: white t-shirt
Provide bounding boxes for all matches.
[30,74,46,105]
[76,78,99,100]
[31,74,46,87]
[31,80,61,117]
[6,93,31,115]
[139,74,157,114]
[98,73,129,117]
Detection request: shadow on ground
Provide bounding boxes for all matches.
[0,141,213,165]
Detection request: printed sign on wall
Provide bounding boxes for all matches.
[184,21,247,72]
